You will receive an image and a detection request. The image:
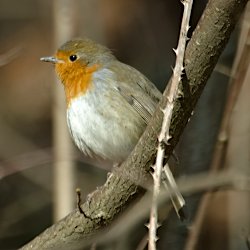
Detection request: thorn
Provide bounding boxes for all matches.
[165,134,172,143]
[157,222,162,228]
[145,223,150,229]
[167,96,171,103]
[161,108,166,116]
[160,107,164,113]
[152,172,158,181]
[164,141,171,146]
[172,48,178,55]
[150,169,155,176]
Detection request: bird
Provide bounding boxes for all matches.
[40,38,185,219]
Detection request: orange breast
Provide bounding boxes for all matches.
[55,59,100,106]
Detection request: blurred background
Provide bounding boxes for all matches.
[0,0,249,249]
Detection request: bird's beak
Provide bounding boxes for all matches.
[40,56,63,64]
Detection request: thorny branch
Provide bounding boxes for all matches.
[148,1,193,249]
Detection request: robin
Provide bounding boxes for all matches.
[41,38,185,218]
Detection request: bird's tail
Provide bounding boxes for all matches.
[161,164,187,220]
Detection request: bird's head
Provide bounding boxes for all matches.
[41,38,114,105]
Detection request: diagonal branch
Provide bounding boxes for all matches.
[21,0,248,249]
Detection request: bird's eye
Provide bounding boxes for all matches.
[69,54,77,62]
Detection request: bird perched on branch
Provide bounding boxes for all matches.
[41,38,185,219]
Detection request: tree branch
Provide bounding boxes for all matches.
[21,0,248,249]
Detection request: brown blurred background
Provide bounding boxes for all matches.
[1,0,249,249]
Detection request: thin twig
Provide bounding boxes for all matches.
[0,46,21,67]
[53,0,77,221]
[148,0,193,249]
[184,5,250,249]
[211,29,250,172]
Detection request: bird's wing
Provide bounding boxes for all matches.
[107,61,162,124]
[116,85,155,124]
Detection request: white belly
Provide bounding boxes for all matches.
[66,90,145,163]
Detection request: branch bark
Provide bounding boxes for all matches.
[21,0,248,249]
